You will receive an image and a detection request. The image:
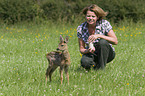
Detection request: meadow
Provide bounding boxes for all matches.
[0,21,145,96]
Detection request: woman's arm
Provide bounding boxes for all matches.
[105,30,118,45]
[88,29,118,45]
[78,38,89,54]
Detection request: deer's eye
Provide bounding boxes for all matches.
[61,45,64,47]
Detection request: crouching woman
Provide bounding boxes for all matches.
[77,4,118,70]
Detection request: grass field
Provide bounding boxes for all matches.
[0,21,145,96]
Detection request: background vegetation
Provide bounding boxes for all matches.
[0,0,145,24]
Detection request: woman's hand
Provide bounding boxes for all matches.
[88,47,95,53]
[88,34,99,42]
[88,42,95,53]
[78,38,96,54]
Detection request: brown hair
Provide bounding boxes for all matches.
[82,4,108,20]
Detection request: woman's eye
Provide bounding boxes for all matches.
[87,15,96,18]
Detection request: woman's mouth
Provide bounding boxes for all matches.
[88,20,94,23]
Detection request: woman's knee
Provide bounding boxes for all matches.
[81,55,95,70]
[98,39,109,46]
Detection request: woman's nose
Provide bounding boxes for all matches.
[90,16,94,19]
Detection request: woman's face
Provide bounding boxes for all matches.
[86,10,98,25]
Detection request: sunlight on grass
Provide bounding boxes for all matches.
[0,22,145,96]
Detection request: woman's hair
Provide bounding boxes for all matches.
[82,4,108,20]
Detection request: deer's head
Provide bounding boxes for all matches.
[57,35,69,51]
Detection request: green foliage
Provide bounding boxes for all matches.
[40,0,84,23]
[0,0,40,24]
[0,0,145,24]
[102,0,145,22]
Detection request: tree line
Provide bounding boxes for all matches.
[0,0,145,24]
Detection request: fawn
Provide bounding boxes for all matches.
[45,35,71,85]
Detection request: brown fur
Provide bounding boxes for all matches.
[45,35,70,85]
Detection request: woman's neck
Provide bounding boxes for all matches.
[88,23,96,28]
[88,24,96,35]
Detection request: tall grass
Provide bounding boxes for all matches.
[0,21,144,96]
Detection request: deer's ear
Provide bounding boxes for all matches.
[60,35,64,42]
[65,36,69,43]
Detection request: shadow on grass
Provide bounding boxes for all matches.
[74,66,101,73]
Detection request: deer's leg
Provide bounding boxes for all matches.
[60,66,64,85]
[64,66,69,85]
[45,65,52,84]
[49,65,58,82]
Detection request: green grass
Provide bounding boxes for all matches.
[0,21,145,96]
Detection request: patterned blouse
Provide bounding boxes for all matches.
[77,19,114,50]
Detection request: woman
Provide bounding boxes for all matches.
[77,4,118,70]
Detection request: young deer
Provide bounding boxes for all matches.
[45,35,70,85]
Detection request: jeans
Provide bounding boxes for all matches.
[81,39,115,70]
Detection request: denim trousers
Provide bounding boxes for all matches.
[81,39,115,70]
